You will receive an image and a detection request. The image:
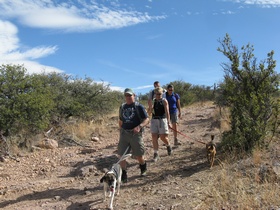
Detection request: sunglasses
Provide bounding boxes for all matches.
[125,94,132,97]
[156,93,162,96]
[168,89,173,91]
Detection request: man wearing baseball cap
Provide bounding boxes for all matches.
[118,88,149,182]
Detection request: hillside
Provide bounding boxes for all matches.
[0,101,279,210]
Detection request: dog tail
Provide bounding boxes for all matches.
[211,134,215,142]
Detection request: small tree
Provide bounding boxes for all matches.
[217,34,280,152]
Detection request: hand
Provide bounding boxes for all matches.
[147,108,152,116]
[178,112,181,119]
[134,125,142,133]
[168,123,172,128]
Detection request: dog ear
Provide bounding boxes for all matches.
[100,176,105,183]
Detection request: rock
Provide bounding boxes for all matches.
[77,165,97,177]
[0,156,6,162]
[80,148,97,154]
[38,138,58,149]
[54,195,61,200]
[91,136,100,142]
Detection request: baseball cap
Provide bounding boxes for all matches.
[124,88,134,95]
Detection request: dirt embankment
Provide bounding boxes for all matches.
[1,102,279,210]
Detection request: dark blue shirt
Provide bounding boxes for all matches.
[119,103,148,130]
[166,93,180,114]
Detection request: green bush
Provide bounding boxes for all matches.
[0,65,123,137]
[217,34,280,152]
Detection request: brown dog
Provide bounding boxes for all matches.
[206,135,216,169]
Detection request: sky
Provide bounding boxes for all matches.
[1,0,280,95]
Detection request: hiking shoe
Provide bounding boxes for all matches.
[139,162,147,176]
[174,138,182,146]
[121,170,128,183]
[153,153,160,162]
[167,145,172,156]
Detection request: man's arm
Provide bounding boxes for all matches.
[176,96,182,118]
[147,91,153,115]
[118,119,123,129]
[139,117,149,128]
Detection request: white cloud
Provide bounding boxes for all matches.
[134,85,154,90]
[221,10,235,14]
[0,20,62,74]
[0,0,166,32]
[0,1,166,82]
[0,20,19,54]
[229,0,280,7]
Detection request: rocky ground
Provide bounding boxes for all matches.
[0,102,279,210]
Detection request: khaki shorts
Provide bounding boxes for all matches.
[118,128,145,157]
[170,113,179,124]
[150,118,169,135]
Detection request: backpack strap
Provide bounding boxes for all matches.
[134,102,143,123]
[151,89,155,99]
[119,103,126,121]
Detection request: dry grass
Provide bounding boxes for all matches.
[202,151,280,209]
[197,102,280,209]
[61,109,119,143]
[64,121,93,140]
[252,147,263,166]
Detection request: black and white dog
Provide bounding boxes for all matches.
[100,154,131,210]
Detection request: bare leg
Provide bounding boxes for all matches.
[159,134,170,145]
[152,133,159,151]
[136,156,145,165]
[119,160,127,170]
[172,123,178,140]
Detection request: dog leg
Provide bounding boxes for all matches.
[108,188,115,210]
[103,183,107,201]
[210,156,214,169]
[210,150,216,169]
[116,169,121,195]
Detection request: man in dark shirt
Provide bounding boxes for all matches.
[118,88,149,182]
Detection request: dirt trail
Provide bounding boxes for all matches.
[0,102,221,210]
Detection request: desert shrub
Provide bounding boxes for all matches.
[217,34,280,152]
[0,64,123,138]
[0,65,54,134]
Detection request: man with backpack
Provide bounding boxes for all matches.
[118,88,149,183]
[165,84,182,146]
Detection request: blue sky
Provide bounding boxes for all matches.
[0,0,280,95]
